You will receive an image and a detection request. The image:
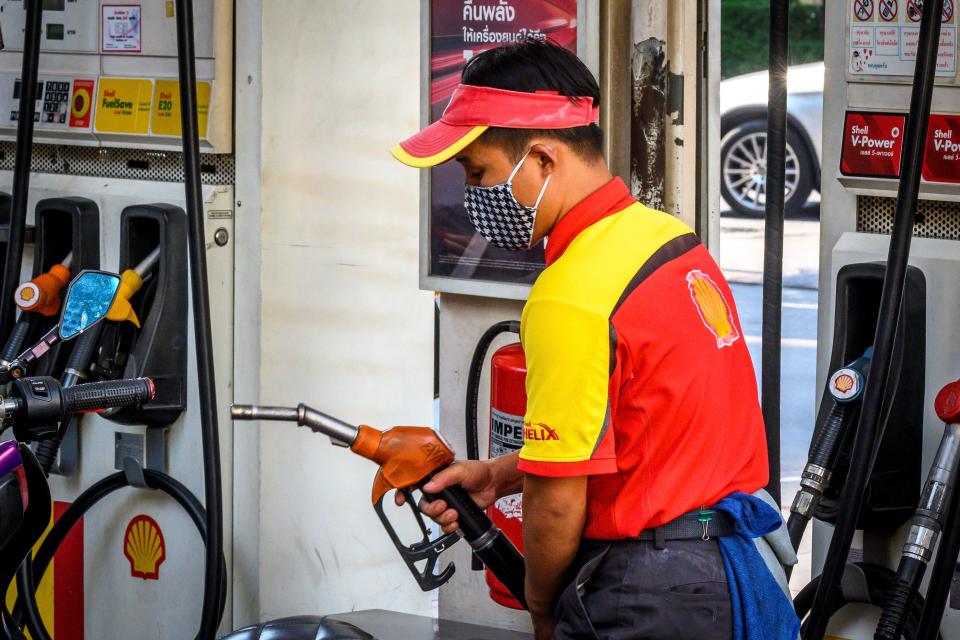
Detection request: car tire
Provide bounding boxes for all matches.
[720,119,815,216]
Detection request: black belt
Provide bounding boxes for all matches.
[636,508,735,543]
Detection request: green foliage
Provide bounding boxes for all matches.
[722,0,824,79]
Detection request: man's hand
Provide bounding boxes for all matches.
[395,451,523,534]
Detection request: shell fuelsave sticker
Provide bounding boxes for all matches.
[124,514,166,580]
[686,270,740,349]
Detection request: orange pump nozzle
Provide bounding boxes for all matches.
[15,263,71,316]
[105,269,143,328]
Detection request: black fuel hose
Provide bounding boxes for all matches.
[793,562,932,640]
[425,484,526,608]
[174,1,225,634]
[465,320,520,571]
[875,416,960,640]
[13,469,227,640]
[35,326,103,474]
[1,317,33,365]
[0,0,42,343]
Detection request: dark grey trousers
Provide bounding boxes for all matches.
[553,539,733,640]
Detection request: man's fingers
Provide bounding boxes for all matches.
[435,508,459,527]
[441,522,460,534]
[422,465,466,493]
[417,497,448,518]
[394,492,406,507]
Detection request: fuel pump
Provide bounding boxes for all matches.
[804,0,957,635]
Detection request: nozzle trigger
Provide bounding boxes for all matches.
[373,488,459,592]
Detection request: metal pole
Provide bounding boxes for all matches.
[0,0,44,343]
[802,1,943,637]
[173,0,224,636]
[761,0,788,507]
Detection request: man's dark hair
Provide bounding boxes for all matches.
[461,38,604,162]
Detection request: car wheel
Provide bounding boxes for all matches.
[720,119,815,216]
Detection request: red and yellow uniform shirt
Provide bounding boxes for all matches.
[517,177,769,540]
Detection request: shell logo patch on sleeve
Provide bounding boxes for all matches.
[686,269,740,348]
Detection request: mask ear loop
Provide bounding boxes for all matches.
[507,144,554,184]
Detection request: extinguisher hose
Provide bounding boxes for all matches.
[465,320,521,461]
[465,320,520,572]
[12,470,227,640]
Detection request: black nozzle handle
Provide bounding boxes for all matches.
[62,378,155,413]
[428,485,527,608]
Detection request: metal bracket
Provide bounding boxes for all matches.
[121,455,148,489]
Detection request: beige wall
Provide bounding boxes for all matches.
[257,0,434,619]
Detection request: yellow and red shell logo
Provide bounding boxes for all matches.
[834,373,855,394]
[686,270,740,348]
[124,514,166,580]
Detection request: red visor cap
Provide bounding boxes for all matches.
[392,84,600,168]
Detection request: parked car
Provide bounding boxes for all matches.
[719,62,824,216]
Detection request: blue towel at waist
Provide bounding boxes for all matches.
[714,492,800,640]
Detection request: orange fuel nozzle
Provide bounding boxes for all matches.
[351,425,456,505]
[15,263,71,316]
[104,269,143,328]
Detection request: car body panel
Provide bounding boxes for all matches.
[720,62,824,166]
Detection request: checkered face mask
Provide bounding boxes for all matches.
[464,149,551,250]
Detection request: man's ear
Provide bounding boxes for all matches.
[529,142,557,175]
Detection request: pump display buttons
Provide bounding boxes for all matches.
[840,111,907,178]
[923,114,960,184]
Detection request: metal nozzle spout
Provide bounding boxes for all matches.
[230,403,359,447]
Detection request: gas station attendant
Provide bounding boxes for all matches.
[392,40,796,640]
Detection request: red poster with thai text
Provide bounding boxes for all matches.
[840,111,906,178]
[428,0,577,286]
[923,114,960,184]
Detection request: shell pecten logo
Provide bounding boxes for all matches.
[124,514,166,580]
[686,270,740,348]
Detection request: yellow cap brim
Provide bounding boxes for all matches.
[390,125,488,168]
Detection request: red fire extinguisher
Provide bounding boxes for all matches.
[466,321,526,610]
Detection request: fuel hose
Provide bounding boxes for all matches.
[792,562,933,640]
[34,325,103,474]
[13,469,227,640]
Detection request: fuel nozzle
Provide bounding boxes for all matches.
[787,347,874,554]
[231,404,359,447]
[103,246,161,329]
[14,252,73,317]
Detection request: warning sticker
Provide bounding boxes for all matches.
[94,77,152,134]
[69,79,95,129]
[923,114,960,183]
[849,0,957,76]
[879,0,898,21]
[102,5,142,53]
[840,111,906,178]
[854,0,875,21]
[490,408,523,458]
